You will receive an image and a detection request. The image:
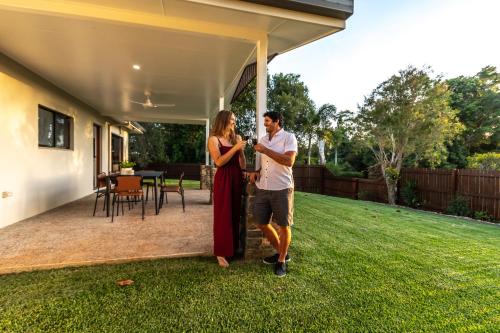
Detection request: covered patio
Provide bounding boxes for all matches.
[0,189,212,274]
[0,1,353,273]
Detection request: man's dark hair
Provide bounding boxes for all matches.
[263,111,283,127]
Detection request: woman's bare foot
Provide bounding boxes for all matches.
[216,256,229,268]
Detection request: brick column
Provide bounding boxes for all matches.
[200,165,216,190]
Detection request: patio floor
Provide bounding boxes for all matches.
[0,189,213,274]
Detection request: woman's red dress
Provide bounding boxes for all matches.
[213,140,243,257]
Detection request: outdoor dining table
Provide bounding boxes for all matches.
[104,171,163,217]
[134,170,163,215]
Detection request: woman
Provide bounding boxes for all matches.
[208,110,246,267]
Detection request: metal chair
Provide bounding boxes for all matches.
[159,172,185,212]
[111,176,145,222]
[93,172,109,216]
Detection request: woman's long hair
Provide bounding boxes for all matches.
[210,110,236,145]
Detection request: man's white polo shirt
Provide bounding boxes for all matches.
[255,129,298,191]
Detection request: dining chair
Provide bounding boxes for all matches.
[93,172,109,216]
[111,175,145,222]
[159,172,185,212]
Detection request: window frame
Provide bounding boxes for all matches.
[111,133,124,171]
[38,105,72,149]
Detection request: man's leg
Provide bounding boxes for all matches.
[258,223,280,251]
[278,226,291,263]
[254,188,279,250]
[272,188,294,264]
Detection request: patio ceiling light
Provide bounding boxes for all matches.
[132,64,141,70]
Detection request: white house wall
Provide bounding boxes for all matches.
[0,54,126,228]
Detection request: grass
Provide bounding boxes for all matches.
[142,178,200,190]
[1,192,499,332]
[164,178,200,190]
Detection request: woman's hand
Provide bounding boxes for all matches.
[234,138,247,151]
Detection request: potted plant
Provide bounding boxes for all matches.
[120,161,136,175]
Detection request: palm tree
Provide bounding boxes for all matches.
[316,104,337,165]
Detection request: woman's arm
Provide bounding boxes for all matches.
[207,136,246,167]
[237,135,247,170]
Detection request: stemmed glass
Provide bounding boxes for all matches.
[242,132,257,170]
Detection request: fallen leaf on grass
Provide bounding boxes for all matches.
[117,279,134,286]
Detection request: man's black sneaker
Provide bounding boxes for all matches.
[275,261,287,277]
[263,253,290,265]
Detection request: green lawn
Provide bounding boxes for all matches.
[1,193,499,332]
[163,178,199,189]
[143,178,200,189]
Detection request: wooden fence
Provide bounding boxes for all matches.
[141,164,499,220]
[400,168,500,219]
[292,166,500,220]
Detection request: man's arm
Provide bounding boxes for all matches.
[254,144,296,167]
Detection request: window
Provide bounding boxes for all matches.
[111,134,123,171]
[38,105,72,149]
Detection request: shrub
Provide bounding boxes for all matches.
[326,162,343,175]
[358,190,369,200]
[467,152,500,170]
[339,171,364,178]
[401,181,420,208]
[446,196,471,217]
[473,211,495,222]
[325,162,364,178]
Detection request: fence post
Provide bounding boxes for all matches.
[353,178,359,200]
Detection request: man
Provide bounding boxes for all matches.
[249,111,297,277]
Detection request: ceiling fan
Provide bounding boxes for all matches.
[129,93,175,108]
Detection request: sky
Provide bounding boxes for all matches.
[268,0,500,112]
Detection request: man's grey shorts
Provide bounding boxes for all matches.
[253,187,294,227]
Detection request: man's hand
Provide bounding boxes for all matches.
[254,143,267,154]
[248,172,259,184]
[254,143,296,167]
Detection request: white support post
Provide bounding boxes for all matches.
[255,35,268,171]
[205,118,210,165]
[219,96,225,111]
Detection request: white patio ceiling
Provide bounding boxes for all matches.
[0,0,346,125]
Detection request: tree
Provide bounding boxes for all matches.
[129,123,169,167]
[356,66,463,204]
[314,104,337,165]
[129,123,205,167]
[446,65,500,166]
[296,102,318,165]
[268,73,315,141]
[232,78,257,138]
[467,152,500,170]
[232,73,315,163]
[327,109,354,166]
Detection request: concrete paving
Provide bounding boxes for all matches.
[0,189,213,274]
